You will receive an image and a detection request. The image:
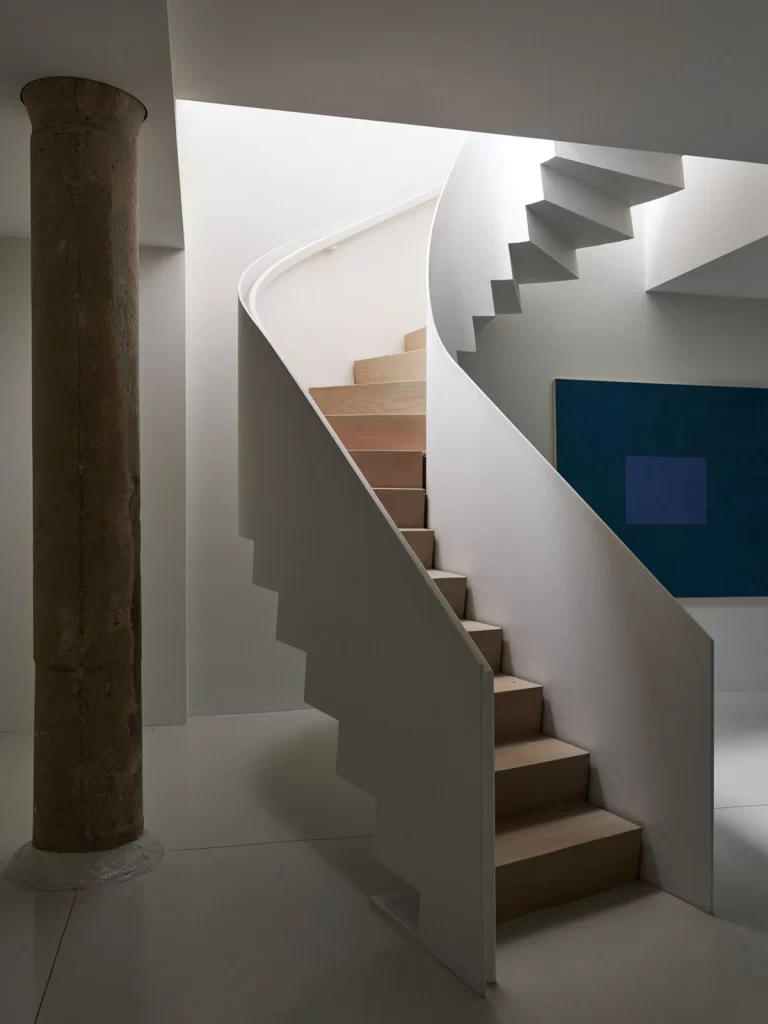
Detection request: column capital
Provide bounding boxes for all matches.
[21,76,146,134]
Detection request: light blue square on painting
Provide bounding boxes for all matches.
[625,455,707,526]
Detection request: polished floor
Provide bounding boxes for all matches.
[0,693,767,1023]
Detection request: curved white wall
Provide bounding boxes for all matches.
[427,137,714,912]
[257,198,437,388]
[177,101,464,716]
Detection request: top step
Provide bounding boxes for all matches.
[354,349,426,385]
[404,327,426,351]
[544,143,684,206]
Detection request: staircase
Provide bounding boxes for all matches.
[240,139,713,992]
[310,323,642,922]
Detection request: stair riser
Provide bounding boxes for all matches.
[350,450,423,489]
[404,328,427,351]
[402,530,434,568]
[328,414,426,451]
[433,577,467,617]
[375,489,425,528]
[354,349,426,385]
[496,829,641,922]
[467,629,503,673]
[495,687,543,740]
[311,380,425,415]
[496,754,589,819]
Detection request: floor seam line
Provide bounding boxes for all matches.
[165,832,375,853]
[715,801,768,810]
[34,890,77,1024]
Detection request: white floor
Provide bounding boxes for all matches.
[0,695,767,1023]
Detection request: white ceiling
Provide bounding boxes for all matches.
[0,0,183,248]
[168,0,768,166]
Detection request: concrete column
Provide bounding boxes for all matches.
[22,78,146,854]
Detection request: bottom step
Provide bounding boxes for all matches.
[495,804,641,922]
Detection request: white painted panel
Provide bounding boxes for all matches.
[238,208,496,987]
[427,140,714,912]
[0,239,188,731]
[683,600,768,693]
[138,248,188,725]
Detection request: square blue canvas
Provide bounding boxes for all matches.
[554,379,768,597]
[625,455,707,526]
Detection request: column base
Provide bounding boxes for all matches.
[2,832,164,892]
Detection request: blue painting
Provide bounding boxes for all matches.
[554,379,768,597]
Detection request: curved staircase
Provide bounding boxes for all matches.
[310,323,643,923]
[239,138,714,994]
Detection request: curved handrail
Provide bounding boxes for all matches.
[426,136,714,913]
[237,184,496,992]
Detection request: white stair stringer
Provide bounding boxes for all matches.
[427,136,714,926]
[238,193,497,995]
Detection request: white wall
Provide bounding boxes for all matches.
[0,238,187,731]
[258,198,437,389]
[178,99,464,716]
[462,209,768,692]
[645,156,768,297]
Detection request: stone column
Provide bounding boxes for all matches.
[22,78,146,857]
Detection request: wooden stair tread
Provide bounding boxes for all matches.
[375,487,425,493]
[495,804,641,867]
[461,619,502,634]
[494,675,542,695]
[494,735,588,771]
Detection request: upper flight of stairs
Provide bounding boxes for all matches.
[482,142,684,318]
[309,325,642,924]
